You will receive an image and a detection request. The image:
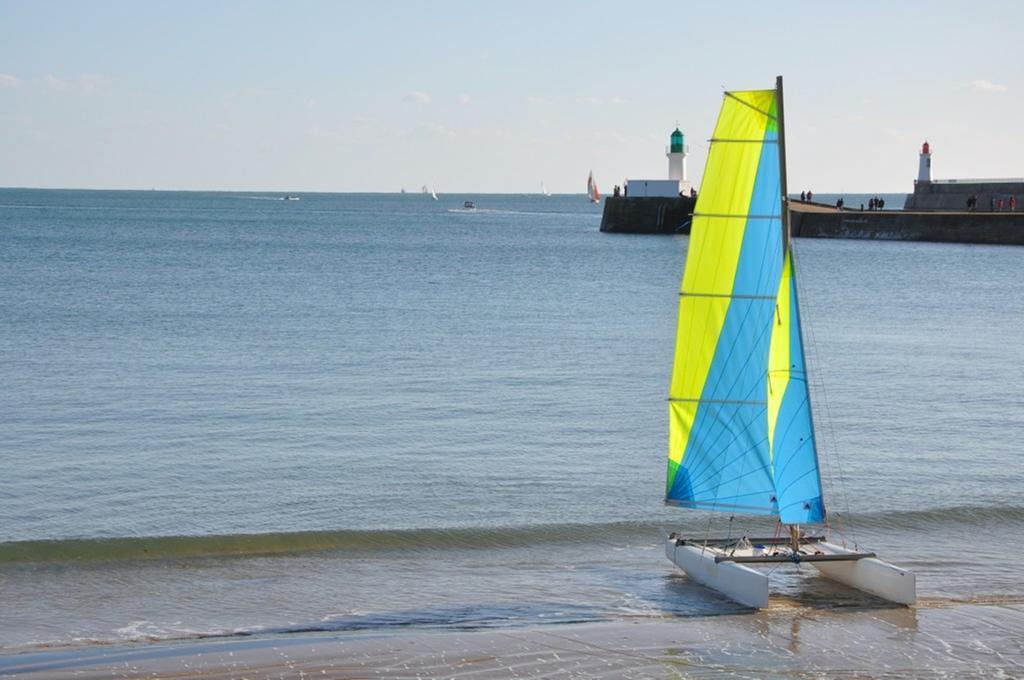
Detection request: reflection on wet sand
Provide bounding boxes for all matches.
[2,604,1017,678]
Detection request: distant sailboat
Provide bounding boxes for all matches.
[431,187,438,201]
[587,171,601,203]
[663,76,915,609]
[541,182,551,197]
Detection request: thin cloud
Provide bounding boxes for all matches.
[237,86,272,97]
[410,122,456,140]
[44,74,68,91]
[44,73,105,94]
[77,74,103,94]
[403,91,431,105]
[457,94,471,105]
[573,95,626,105]
[0,74,21,89]
[972,79,1008,93]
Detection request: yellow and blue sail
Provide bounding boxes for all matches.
[666,87,824,524]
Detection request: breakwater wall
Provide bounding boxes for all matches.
[600,196,1024,245]
[904,180,1024,210]
[599,196,696,234]
[791,208,1024,245]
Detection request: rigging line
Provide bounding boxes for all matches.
[793,243,857,539]
[675,87,754,438]
[678,132,781,404]
[678,370,770,468]
[677,193,717,396]
[674,305,778,486]
[723,199,785,305]
[772,438,814,486]
[693,286,778,402]
[681,286,780,483]
[775,467,818,500]
[709,171,785,521]
[766,392,813,480]
[677,121,783,517]
[723,91,778,120]
[676,382,771,488]
[682,415,773,493]
[678,210,732,434]
[678,431,771,498]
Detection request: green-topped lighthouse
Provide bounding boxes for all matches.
[667,126,688,186]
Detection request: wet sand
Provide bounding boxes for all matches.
[3,601,1022,678]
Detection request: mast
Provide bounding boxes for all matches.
[775,75,800,540]
[775,75,827,526]
[775,75,791,251]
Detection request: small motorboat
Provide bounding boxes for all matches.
[463,201,476,210]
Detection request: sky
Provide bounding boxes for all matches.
[1,1,1022,193]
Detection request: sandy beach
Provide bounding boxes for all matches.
[3,600,1021,678]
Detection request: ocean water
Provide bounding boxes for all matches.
[1,190,1022,668]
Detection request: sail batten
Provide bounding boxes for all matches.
[723,91,778,119]
[666,81,825,522]
[709,138,780,144]
[680,292,777,300]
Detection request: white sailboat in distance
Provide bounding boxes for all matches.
[586,171,601,203]
[541,181,551,197]
[663,76,915,609]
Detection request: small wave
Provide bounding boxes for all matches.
[843,504,1024,531]
[914,594,1024,609]
[446,207,596,217]
[3,505,1018,565]
[0,521,652,565]
[260,602,602,636]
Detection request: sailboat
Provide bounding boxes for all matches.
[431,187,438,201]
[541,181,551,197]
[664,76,915,609]
[587,171,601,203]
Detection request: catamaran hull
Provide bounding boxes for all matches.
[665,537,916,608]
[665,539,769,609]
[811,542,916,605]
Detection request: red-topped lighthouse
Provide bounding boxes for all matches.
[917,141,932,183]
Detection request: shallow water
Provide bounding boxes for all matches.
[1,189,1022,659]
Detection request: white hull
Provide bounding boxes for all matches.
[812,541,916,605]
[665,540,769,608]
[665,536,915,609]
